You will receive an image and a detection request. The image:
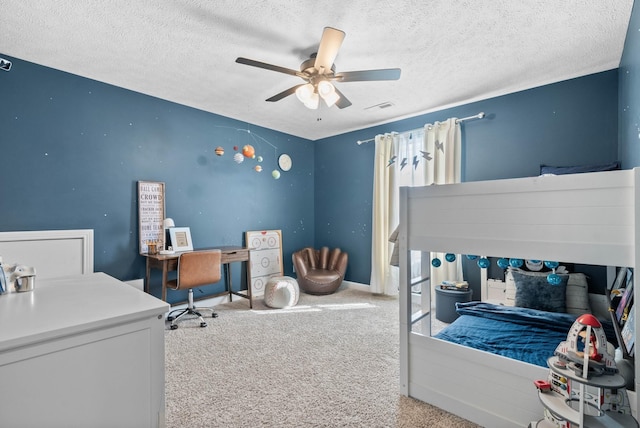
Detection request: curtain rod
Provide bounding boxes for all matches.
[356,112,486,145]
[456,112,485,123]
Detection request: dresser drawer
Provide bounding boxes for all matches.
[221,248,249,263]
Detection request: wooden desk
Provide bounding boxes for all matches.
[144,246,253,307]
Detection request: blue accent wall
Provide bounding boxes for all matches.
[619,0,640,168]
[0,55,314,303]
[0,43,630,295]
[315,70,620,284]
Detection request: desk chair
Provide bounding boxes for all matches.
[166,250,221,330]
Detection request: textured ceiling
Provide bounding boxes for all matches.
[0,1,634,140]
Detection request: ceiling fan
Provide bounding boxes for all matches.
[235,27,401,110]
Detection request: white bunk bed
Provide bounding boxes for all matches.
[399,168,639,427]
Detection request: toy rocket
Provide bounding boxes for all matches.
[553,313,617,376]
[532,314,636,427]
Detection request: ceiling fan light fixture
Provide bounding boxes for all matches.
[317,80,340,107]
[303,92,319,109]
[322,90,340,108]
[295,83,315,103]
[237,27,400,111]
[317,80,334,97]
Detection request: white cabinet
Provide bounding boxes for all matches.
[0,273,169,428]
[486,278,506,303]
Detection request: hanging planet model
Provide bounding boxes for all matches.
[278,153,292,171]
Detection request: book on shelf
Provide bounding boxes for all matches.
[610,266,629,292]
[440,280,469,290]
[608,267,627,314]
[615,269,634,325]
[621,304,635,356]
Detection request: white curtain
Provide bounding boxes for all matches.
[370,118,463,295]
[370,133,398,295]
[423,119,463,288]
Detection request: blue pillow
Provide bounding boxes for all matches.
[512,270,568,313]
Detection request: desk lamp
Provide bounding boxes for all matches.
[163,218,175,250]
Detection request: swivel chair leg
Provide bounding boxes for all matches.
[167,308,206,329]
[166,289,218,329]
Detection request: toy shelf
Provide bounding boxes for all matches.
[531,356,638,428]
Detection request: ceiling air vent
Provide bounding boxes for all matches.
[365,101,394,110]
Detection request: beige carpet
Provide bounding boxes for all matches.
[164,286,481,427]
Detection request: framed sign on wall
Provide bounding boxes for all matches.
[137,181,165,254]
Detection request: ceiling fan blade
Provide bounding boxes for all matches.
[314,27,345,72]
[335,68,401,82]
[333,87,352,109]
[266,85,304,102]
[236,57,302,77]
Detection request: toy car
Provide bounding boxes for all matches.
[533,379,551,392]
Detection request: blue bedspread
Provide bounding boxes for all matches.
[434,302,616,367]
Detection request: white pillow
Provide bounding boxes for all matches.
[504,268,591,315]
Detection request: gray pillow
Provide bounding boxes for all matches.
[512,270,568,313]
[505,269,591,314]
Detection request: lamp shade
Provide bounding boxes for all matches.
[162,218,175,250]
[303,92,319,109]
[317,80,334,97]
[322,90,340,107]
[317,80,340,107]
[295,83,315,103]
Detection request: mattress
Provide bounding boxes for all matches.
[434,301,617,367]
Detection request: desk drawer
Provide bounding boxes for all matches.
[221,249,249,263]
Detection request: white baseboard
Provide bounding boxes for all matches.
[342,280,371,292]
[127,277,377,315]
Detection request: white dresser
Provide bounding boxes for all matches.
[0,272,169,428]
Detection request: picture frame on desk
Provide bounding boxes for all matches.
[169,227,193,252]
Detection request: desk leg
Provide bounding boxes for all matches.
[161,261,168,302]
[224,263,232,303]
[246,260,252,309]
[225,260,252,309]
[145,258,151,294]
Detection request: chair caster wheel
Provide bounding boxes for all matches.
[170,324,178,330]
[212,313,219,318]
[200,322,208,328]
[167,316,174,322]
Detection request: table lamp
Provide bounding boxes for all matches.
[163,218,175,250]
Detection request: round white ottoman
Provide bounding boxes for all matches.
[264,276,300,309]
